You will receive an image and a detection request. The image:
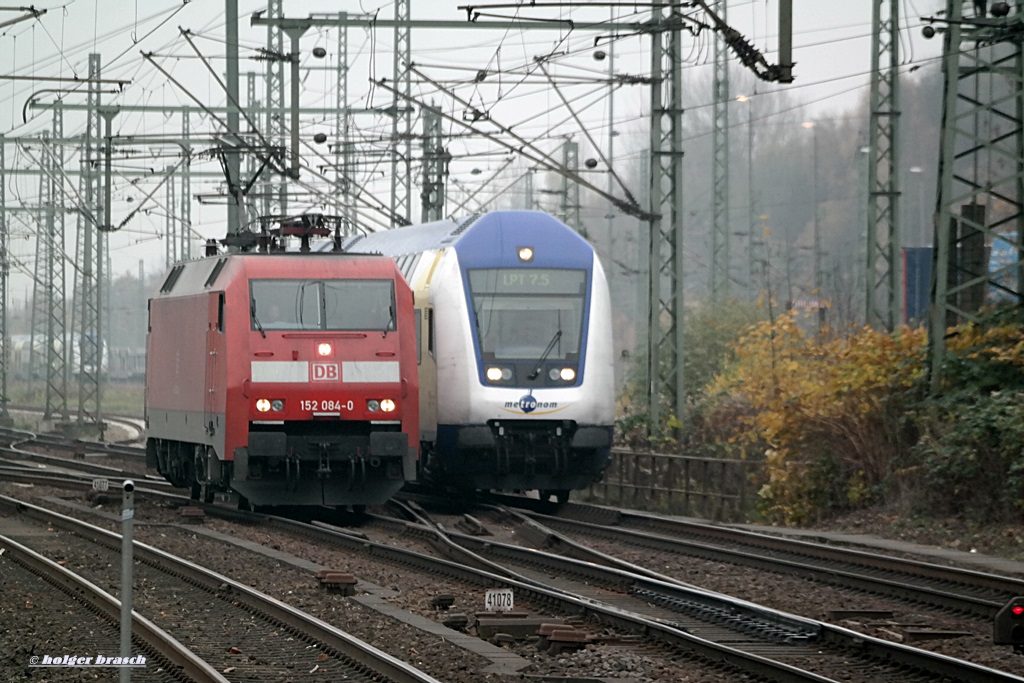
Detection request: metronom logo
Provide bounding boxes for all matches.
[504,395,559,413]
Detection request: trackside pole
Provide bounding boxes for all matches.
[120,480,135,683]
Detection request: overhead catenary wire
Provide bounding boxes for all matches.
[0,1,957,278]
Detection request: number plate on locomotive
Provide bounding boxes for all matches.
[484,588,514,612]
[299,399,353,412]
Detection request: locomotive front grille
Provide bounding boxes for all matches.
[238,421,405,483]
[429,419,612,492]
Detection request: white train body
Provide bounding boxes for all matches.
[341,211,615,496]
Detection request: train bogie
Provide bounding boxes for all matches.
[145,241,419,508]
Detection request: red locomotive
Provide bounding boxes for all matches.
[145,217,419,509]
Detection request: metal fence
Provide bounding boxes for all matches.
[584,448,765,522]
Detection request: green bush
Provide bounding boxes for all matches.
[912,389,1024,521]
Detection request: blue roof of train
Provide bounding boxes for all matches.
[343,211,594,268]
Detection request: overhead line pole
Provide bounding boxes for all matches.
[0,136,9,426]
[866,0,902,330]
[710,0,730,302]
[926,1,1024,391]
[265,0,287,219]
[226,0,242,234]
[75,54,103,434]
[391,0,413,224]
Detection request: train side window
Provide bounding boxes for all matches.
[217,293,225,332]
[427,308,434,357]
[416,310,422,364]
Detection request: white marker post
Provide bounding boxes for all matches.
[120,480,135,683]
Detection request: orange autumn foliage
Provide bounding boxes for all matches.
[706,315,926,524]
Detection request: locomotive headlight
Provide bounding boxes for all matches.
[317,341,333,357]
[367,399,380,412]
[271,399,285,412]
[517,246,534,262]
[560,367,576,382]
[486,367,503,382]
[380,399,396,412]
[256,398,271,412]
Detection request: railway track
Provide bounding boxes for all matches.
[0,494,444,683]
[0,533,223,682]
[41,489,1007,683]
[535,501,1024,618]
[6,433,1024,680]
[378,500,1024,682]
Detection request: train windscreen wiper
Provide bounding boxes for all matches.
[251,298,266,338]
[527,329,562,380]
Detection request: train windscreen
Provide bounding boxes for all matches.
[467,268,586,361]
[250,279,395,331]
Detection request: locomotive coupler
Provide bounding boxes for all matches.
[495,439,511,475]
[285,450,300,491]
[316,442,332,478]
[524,432,538,475]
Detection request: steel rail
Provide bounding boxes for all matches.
[199,501,1016,682]
[1,495,446,683]
[552,504,1024,616]
[0,533,229,683]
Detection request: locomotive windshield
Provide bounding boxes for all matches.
[250,279,395,331]
[467,268,586,361]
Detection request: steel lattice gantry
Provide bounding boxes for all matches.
[866,0,903,330]
[264,0,287,219]
[560,140,581,233]
[421,106,446,222]
[74,53,104,429]
[391,0,413,224]
[710,0,731,302]
[251,9,416,227]
[30,136,54,413]
[38,119,69,422]
[0,137,9,425]
[929,1,1024,389]
[646,9,686,434]
[335,11,360,230]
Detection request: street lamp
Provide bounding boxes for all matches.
[737,95,755,298]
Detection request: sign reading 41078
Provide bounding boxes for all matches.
[484,588,513,612]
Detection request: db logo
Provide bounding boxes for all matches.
[311,363,339,381]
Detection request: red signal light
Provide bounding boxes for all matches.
[1013,605,1024,617]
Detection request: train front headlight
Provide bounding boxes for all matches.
[367,399,380,412]
[256,398,271,412]
[380,399,395,412]
[486,366,513,383]
[548,367,576,382]
[271,399,285,412]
